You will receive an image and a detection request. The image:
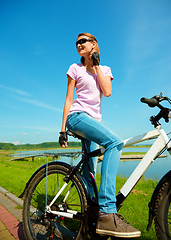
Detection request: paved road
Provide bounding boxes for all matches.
[0,187,26,240]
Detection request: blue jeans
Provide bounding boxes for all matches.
[66,112,124,213]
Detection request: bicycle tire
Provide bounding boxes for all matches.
[154,176,171,239]
[22,162,88,240]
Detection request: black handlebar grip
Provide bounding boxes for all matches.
[140,97,159,107]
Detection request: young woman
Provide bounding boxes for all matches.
[59,33,141,238]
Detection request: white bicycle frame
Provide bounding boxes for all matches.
[45,123,171,219]
[120,125,171,198]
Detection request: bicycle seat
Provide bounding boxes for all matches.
[67,130,83,140]
[67,130,105,157]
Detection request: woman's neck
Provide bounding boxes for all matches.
[84,64,96,74]
[84,57,93,66]
[82,56,96,74]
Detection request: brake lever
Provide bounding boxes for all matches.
[159,92,171,103]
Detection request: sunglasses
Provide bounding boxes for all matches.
[76,38,93,47]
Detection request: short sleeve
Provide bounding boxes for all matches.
[105,66,113,80]
[66,64,77,81]
[100,66,113,80]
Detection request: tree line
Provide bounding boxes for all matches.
[0,142,82,150]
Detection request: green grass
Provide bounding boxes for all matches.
[0,151,48,196]
[96,175,157,239]
[122,152,145,155]
[0,150,157,239]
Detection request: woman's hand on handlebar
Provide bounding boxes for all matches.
[59,132,68,147]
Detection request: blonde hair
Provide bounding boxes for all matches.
[77,33,100,64]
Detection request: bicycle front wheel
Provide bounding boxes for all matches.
[154,175,171,239]
[23,162,88,240]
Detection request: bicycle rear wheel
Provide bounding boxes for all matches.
[154,175,171,239]
[23,162,88,240]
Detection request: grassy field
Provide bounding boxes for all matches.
[0,150,158,239]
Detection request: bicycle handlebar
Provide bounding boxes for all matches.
[140,93,171,126]
[140,97,159,108]
[141,93,171,107]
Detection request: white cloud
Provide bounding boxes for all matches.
[0,84,32,97]
[13,141,20,145]
[0,124,57,132]
[0,84,62,112]
[20,133,28,135]
[16,96,62,112]
[35,132,40,135]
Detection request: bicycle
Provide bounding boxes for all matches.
[20,92,171,240]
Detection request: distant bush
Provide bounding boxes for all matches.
[0,143,17,150]
[0,142,81,150]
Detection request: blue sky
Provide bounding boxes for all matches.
[0,0,171,145]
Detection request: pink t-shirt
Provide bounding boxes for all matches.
[67,63,113,122]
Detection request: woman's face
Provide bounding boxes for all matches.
[76,35,96,57]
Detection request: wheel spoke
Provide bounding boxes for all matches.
[23,164,87,239]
